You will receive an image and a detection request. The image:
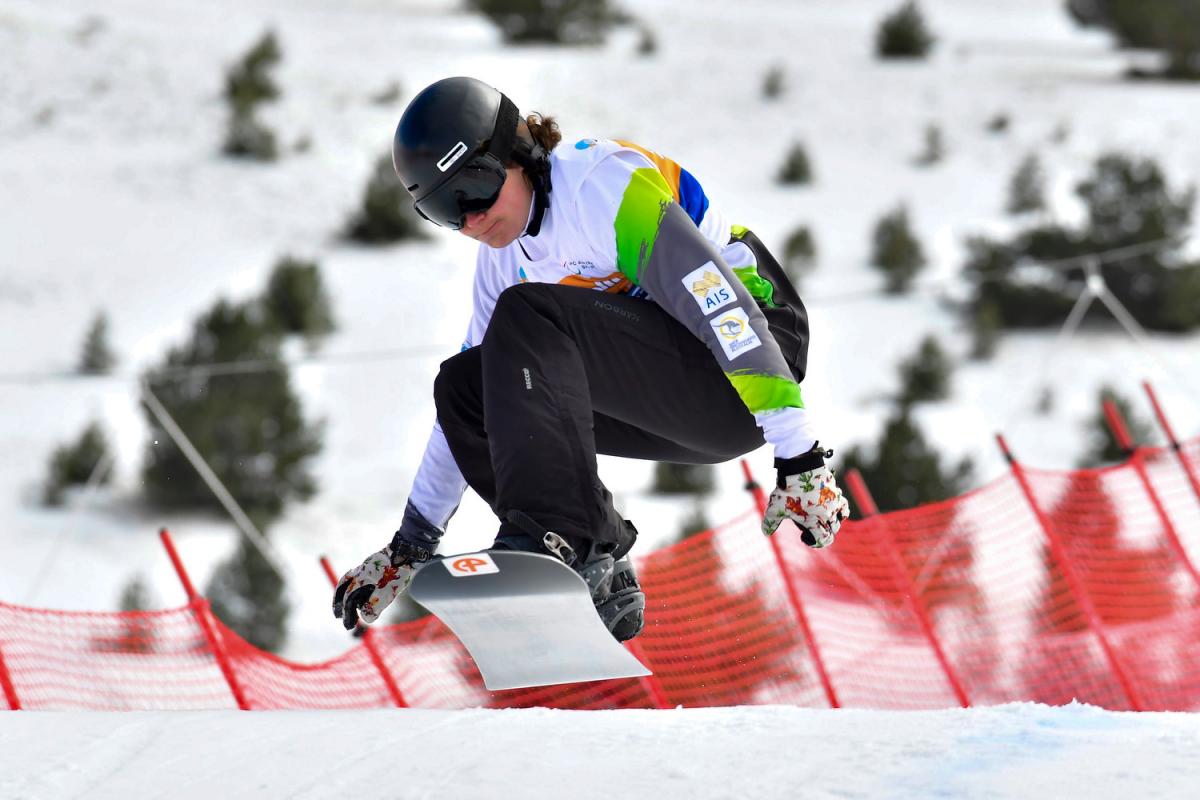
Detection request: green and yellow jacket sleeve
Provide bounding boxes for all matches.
[596,160,804,416]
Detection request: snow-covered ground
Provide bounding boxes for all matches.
[2,703,1199,799]
[2,0,1199,666]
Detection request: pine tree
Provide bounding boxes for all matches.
[119,575,151,611]
[1041,472,1180,628]
[674,503,712,543]
[808,411,982,628]
[1078,153,1193,251]
[261,255,336,345]
[1018,470,1187,705]
[776,141,813,185]
[206,535,290,652]
[781,224,817,286]
[969,299,1002,361]
[466,0,619,45]
[1007,153,1046,215]
[652,462,715,496]
[91,574,157,654]
[876,1,935,59]
[222,31,282,162]
[897,335,952,407]
[762,64,786,99]
[224,30,281,115]
[1066,0,1200,80]
[1036,385,1056,415]
[807,488,984,626]
[1077,153,1200,332]
[913,123,945,166]
[871,203,926,293]
[839,408,974,516]
[115,575,156,654]
[78,311,116,374]
[140,298,322,522]
[961,234,1075,329]
[637,534,807,706]
[986,112,1011,134]
[636,24,657,56]
[345,154,430,244]
[1078,385,1156,467]
[368,80,403,106]
[223,113,278,161]
[967,152,1199,333]
[43,421,111,506]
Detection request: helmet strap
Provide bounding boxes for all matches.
[495,94,553,237]
[524,157,551,237]
[512,138,552,237]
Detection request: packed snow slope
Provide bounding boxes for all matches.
[1,703,1198,799]
[2,0,1199,664]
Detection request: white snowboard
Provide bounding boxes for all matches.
[408,550,651,691]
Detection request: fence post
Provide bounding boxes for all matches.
[845,470,971,708]
[1102,399,1200,592]
[740,459,840,709]
[0,636,19,710]
[160,528,250,711]
[994,436,1144,711]
[1143,381,1200,510]
[319,556,408,709]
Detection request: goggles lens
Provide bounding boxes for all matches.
[413,155,507,230]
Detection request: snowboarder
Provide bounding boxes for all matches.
[333,76,848,642]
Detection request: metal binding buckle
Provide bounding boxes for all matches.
[542,532,577,566]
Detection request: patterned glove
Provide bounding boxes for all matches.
[761,443,849,548]
[332,500,443,630]
[332,539,433,630]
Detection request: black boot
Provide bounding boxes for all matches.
[571,539,645,642]
[605,553,646,642]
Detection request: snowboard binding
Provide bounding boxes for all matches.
[498,512,646,642]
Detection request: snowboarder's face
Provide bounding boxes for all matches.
[460,166,533,248]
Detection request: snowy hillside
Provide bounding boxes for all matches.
[2,703,1199,799]
[2,0,1199,664]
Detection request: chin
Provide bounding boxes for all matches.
[488,226,519,248]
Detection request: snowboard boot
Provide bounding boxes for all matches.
[494,513,646,642]
[572,541,646,642]
[605,553,646,642]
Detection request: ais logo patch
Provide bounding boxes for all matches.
[682,262,736,314]
[709,306,762,361]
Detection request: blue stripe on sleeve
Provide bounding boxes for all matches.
[677,167,710,226]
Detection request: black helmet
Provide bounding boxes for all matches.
[392,76,550,232]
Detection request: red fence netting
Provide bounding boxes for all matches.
[2,437,1199,711]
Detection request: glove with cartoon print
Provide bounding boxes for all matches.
[761,443,849,548]
[333,501,440,629]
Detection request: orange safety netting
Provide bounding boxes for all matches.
[2,439,1199,711]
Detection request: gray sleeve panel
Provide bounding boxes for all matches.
[638,202,797,384]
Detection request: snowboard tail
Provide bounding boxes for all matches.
[408,550,651,691]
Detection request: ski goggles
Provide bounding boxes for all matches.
[412,152,507,230]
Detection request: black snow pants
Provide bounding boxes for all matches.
[432,230,809,552]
